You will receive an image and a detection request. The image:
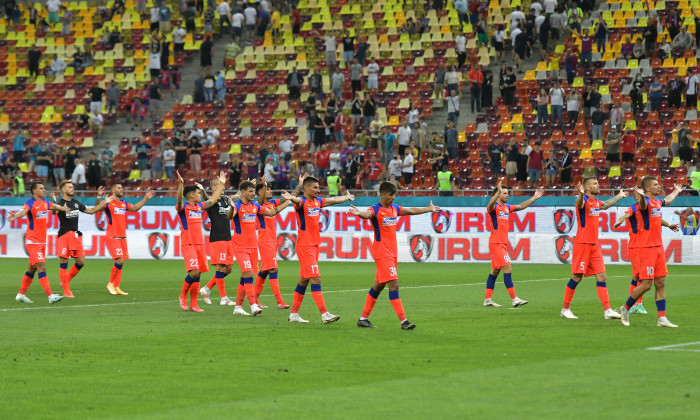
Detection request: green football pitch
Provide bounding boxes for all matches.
[1,259,699,419]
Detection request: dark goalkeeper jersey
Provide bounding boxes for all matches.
[56,198,87,237]
[206,197,232,242]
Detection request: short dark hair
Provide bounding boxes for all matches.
[303,176,319,187]
[379,181,397,195]
[583,176,597,186]
[563,146,569,152]
[239,180,255,191]
[110,182,122,191]
[29,181,44,192]
[493,186,508,194]
[183,185,199,197]
[641,176,657,191]
[255,183,267,194]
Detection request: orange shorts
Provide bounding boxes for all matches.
[26,244,46,265]
[106,237,129,260]
[489,242,511,269]
[637,246,668,280]
[628,245,640,278]
[57,232,85,259]
[258,241,278,271]
[182,244,209,272]
[375,257,399,283]
[297,245,320,279]
[209,240,234,265]
[233,247,258,274]
[571,243,605,277]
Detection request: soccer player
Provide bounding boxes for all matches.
[199,178,240,306]
[560,177,628,320]
[10,181,70,304]
[484,181,544,307]
[230,179,292,316]
[97,183,156,295]
[176,171,227,311]
[52,181,114,297]
[349,181,440,329]
[617,180,682,327]
[253,181,292,309]
[280,176,355,323]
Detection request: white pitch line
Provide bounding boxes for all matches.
[0,274,694,312]
[647,342,700,353]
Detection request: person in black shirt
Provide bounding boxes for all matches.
[173,132,188,170]
[481,70,493,107]
[363,93,376,129]
[36,148,51,182]
[200,35,213,71]
[86,152,102,189]
[27,45,42,78]
[667,74,685,109]
[189,137,203,172]
[314,110,326,150]
[76,114,90,130]
[342,150,359,189]
[502,67,517,106]
[88,85,106,115]
[52,181,114,297]
[342,32,355,63]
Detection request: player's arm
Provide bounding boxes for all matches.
[487,181,502,212]
[197,182,210,201]
[50,192,60,214]
[227,196,237,220]
[203,171,227,209]
[175,170,184,211]
[84,193,116,214]
[291,173,308,196]
[128,189,156,212]
[601,188,629,210]
[674,210,690,221]
[261,199,293,217]
[400,200,440,216]
[612,212,632,229]
[663,184,683,206]
[280,190,303,205]
[575,181,585,209]
[661,218,680,232]
[633,186,648,211]
[324,189,355,206]
[8,207,30,221]
[49,202,70,213]
[348,204,374,219]
[515,188,545,211]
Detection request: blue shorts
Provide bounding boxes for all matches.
[37,165,49,177]
[528,169,542,181]
[546,168,558,176]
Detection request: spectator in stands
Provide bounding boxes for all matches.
[286,66,303,101]
[182,5,196,33]
[150,4,160,32]
[134,139,152,170]
[549,7,565,42]
[548,80,564,128]
[71,158,87,191]
[686,70,699,109]
[672,26,693,54]
[48,57,66,76]
[445,120,458,160]
[649,76,664,112]
[90,113,104,137]
[576,28,593,68]
[445,65,461,96]
[476,15,489,47]
[567,3,583,32]
[402,147,415,186]
[406,102,420,126]
[241,2,255,35]
[632,38,645,60]
[397,119,411,156]
[620,35,633,60]
[361,93,375,129]
[677,121,700,172]
[215,71,226,102]
[51,143,65,182]
[455,31,466,69]
[481,70,493,108]
[558,146,573,184]
[27,45,41,78]
[493,25,506,61]
[172,24,186,53]
[591,104,606,140]
[203,71,216,102]
[609,100,623,132]
[100,141,114,177]
[262,156,277,185]
[566,90,580,123]
[60,5,73,36]
[501,66,517,106]
[204,127,219,146]
[86,152,102,189]
[675,208,698,234]
[270,7,281,37]
[369,114,384,139]
[216,0,230,37]
[629,74,645,113]
[12,131,26,164]
[324,31,337,68]
[620,127,636,168]
[200,35,214,71]
[353,128,370,151]
[564,48,577,85]
[667,74,686,109]
[231,7,244,40]
[447,89,460,124]
[226,153,241,187]
[488,137,505,175]
[365,155,383,190]
[136,0,146,14]
[366,58,380,92]
[504,138,519,177]
[411,122,427,153]
[349,59,363,94]
[36,147,51,183]
[64,140,80,177]
[256,4,269,38]
[454,0,468,27]
[643,19,658,58]
[511,25,528,72]
[308,69,323,96]
[76,113,90,130]
[593,19,607,53]
[527,142,544,187]
[188,134,203,172]
[148,81,162,120]
[330,67,345,100]
[159,3,171,33]
[47,0,61,24]
[106,81,120,120]
[202,5,216,35]
[468,65,483,113]
[112,0,125,16]
[148,42,162,80]
[544,152,558,187]
[604,125,620,168]
[313,109,328,152]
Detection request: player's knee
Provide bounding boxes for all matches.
[190,270,200,278]
[223,266,232,275]
[490,268,500,276]
[115,257,124,265]
[270,268,278,274]
[654,278,665,289]
[640,280,653,292]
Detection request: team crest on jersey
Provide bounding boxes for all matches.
[0,209,6,230]
[277,234,297,260]
[408,235,433,262]
[431,211,452,233]
[95,211,108,231]
[148,232,169,259]
[553,209,574,234]
[382,216,398,226]
[554,235,574,264]
[319,209,331,232]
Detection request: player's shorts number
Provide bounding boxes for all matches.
[580,262,586,271]
[37,252,44,260]
[62,248,67,255]
[310,264,319,275]
[190,258,199,267]
[389,267,397,277]
[273,257,277,265]
[243,260,252,269]
[116,248,123,256]
[219,253,227,261]
[504,255,511,263]
[646,267,654,276]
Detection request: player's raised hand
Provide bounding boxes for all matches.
[617,188,629,198]
[667,223,680,232]
[8,211,17,222]
[534,188,545,199]
[495,180,502,193]
[97,186,105,197]
[176,171,184,184]
[217,171,227,184]
[145,189,156,199]
[299,173,308,183]
[51,192,57,202]
[576,181,584,195]
[632,186,645,197]
[674,210,681,215]
[105,194,117,203]
[281,190,293,200]
[194,182,204,191]
[673,184,684,194]
[348,204,361,215]
[345,190,355,201]
[428,200,440,212]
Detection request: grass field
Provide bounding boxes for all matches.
[1,259,699,419]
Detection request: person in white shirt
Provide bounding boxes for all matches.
[263,157,277,183]
[244,6,257,34]
[49,58,66,76]
[388,154,402,178]
[329,145,342,172]
[150,6,160,32]
[163,143,176,179]
[549,81,565,128]
[47,0,61,23]
[535,14,545,35]
[510,6,526,30]
[172,24,187,52]
[71,158,87,189]
[324,34,337,67]
[279,137,294,160]
[204,127,220,145]
[216,1,231,37]
[686,72,699,108]
[366,58,380,90]
[260,0,271,14]
[530,1,542,17]
[543,0,557,16]
[455,32,466,67]
[189,128,205,140]
[397,120,412,156]
[511,26,522,46]
[231,11,244,40]
[402,147,415,185]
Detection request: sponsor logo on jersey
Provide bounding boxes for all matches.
[589,207,600,217]
[554,235,574,264]
[114,207,126,215]
[319,209,331,232]
[306,207,320,217]
[553,209,574,234]
[35,211,48,219]
[431,211,452,233]
[498,210,509,219]
[148,232,169,259]
[188,210,202,219]
[651,208,662,217]
[66,210,80,219]
[408,235,433,262]
[277,233,297,260]
[242,213,257,222]
[382,216,398,226]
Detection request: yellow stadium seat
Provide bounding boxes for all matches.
[591,139,604,149]
[127,170,141,180]
[670,156,681,168]
[579,148,592,159]
[608,166,622,177]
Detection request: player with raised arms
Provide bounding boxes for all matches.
[10,181,70,304]
[176,171,227,311]
[483,181,544,307]
[280,176,355,323]
[229,179,292,316]
[97,183,156,295]
[51,181,114,298]
[349,181,440,329]
[560,177,628,320]
[617,180,682,327]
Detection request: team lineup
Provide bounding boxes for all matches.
[7,173,685,329]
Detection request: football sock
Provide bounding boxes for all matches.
[484,274,496,299]
[242,277,255,305]
[563,278,578,309]
[596,281,612,311]
[291,284,307,314]
[389,290,407,322]
[235,278,245,306]
[189,281,200,307]
[504,273,516,299]
[254,271,268,300]
[656,299,666,318]
[212,271,226,297]
[59,262,68,286]
[269,272,285,304]
[361,287,380,319]
[19,271,35,294]
[110,263,123,287]
[67,263,83,283]
[629,279,644,304]
[624,295,637,311]
[181,274,194,298]
[310,284,327,313]
[206,278,216,290]
[38,272,52,296]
